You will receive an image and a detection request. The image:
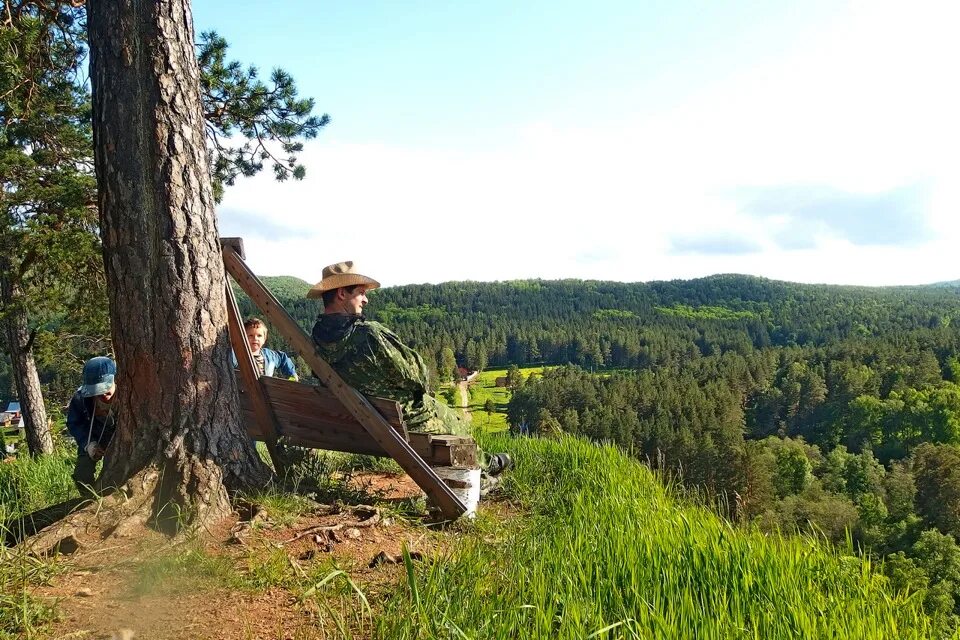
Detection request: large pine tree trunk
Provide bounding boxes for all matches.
[0,270,53,456]
[86,0,270,532]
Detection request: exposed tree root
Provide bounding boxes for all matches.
[12,462,238,553]
[280,505,380,545]
[3,497,88,547]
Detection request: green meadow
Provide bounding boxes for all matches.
[461,367,548,433]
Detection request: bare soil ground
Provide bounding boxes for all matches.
[28,472,445,640]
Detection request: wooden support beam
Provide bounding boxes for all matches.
[220,242,468,520]
[224,278,286,477]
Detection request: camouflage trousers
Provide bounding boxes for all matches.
[404,394,489,467]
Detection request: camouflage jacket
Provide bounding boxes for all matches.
[312,313,448,431]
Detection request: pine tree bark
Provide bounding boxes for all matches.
[86,0,271,532]
[0,271,53,456]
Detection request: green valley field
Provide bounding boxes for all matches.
[455,367,548,433]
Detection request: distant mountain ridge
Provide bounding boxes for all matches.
[255,272,960,296]
[258,275,313,299]
[928,279,960,288]
[232,275,312,307]
[236,271,960,372]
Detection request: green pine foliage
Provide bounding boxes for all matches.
[252,275,313,301]
[655,303,759,321]
[261,274,960,377]
[0,2,110,419]
[0,4,325,410]
[198,31,330,201]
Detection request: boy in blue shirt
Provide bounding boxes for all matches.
[235,317,298,380]
[66,356,117,496]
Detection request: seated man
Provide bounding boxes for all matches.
[308,261,512,476]
[66,356,118,496]
[234,317,298,380]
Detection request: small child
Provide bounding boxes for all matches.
[66,356,118,496]
[237,317,298,380]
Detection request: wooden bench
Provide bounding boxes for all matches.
[238,376,477,467]
[221,237,477,519]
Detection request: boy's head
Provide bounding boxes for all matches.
[81,356,117,401]
[244,318,268,355]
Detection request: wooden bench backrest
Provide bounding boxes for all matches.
[238,377,477,468]
[238,376,406,455]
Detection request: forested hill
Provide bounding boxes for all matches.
[254,275,313,300]
[245,273,960,372]
[931,278,960,288]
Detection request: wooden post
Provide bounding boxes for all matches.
[220,237,245,259]
[219,241,468,520]
[224,275,287,476]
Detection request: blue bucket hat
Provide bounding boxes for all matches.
[80,356,116,398]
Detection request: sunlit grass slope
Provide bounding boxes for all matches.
[379,434,932,639]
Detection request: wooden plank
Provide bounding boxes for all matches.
[239,399,478,465]
[238,379,403,456]
[221,244,468,519]
[408,433,478,468]
[224,279,286,475]
[258,377,407,434]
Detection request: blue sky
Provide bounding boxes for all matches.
[194,1,959,287]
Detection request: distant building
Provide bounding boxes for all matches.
[455,367,479,382]
[495,376,509,387]
[1,401,20,427]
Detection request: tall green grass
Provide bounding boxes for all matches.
[0,545,58,640]
[0,443,76,639]
[0,443,77,523]
[378,435,934,639]
[1,429,940,638]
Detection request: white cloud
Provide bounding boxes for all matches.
[217,1,960,288]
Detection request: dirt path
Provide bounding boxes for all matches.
[32,473,433,639]
[457,381,472,422]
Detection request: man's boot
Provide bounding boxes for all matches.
[486,452,513,477]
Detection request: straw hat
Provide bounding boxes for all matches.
[306,261,380,299]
